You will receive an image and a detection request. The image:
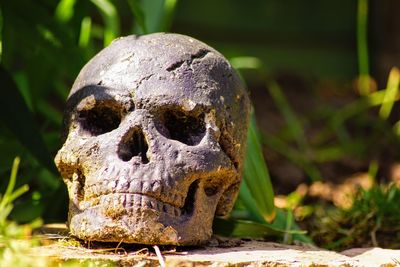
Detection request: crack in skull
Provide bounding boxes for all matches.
[55,33,250,245]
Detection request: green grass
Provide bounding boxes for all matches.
[0,158,117,266]
[308,183,400,250]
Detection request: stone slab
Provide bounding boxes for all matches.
[33,224,400,266]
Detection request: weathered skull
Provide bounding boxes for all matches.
[55,33,250,245]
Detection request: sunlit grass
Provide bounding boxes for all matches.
[0,158,111,266]
[0,158,29,227]
[380,67,400,119]
[0,158,42,266]
[308,183,400,250]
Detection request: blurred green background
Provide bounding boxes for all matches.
[1,0,400,244]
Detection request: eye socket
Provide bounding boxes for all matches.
[162,110,206,146]
[77,105,121,136]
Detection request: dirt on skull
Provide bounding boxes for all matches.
[55,33,250,245]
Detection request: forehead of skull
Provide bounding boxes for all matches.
[67,33,244,113]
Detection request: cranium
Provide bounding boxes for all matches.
[55,33,250,245]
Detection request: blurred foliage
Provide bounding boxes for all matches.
[0,0,278,240]
[173,0,357,80]
[0,0,400,250]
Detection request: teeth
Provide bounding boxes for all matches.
[116,176,129,191]
[100,195,111,206]
[142,181,152,192]
[108,181,117,191]
[148,202,154,209]
[112,195,119,209]
[125,194,133,207]
[115,180,121,191]
[125,181,131,191]
[82,168,187,217]
[129,180,143,192]
[142,198,151,209]
[152,181,161,194]
[141,197,159,211]
[121,194,127,207]
[98,168,106,178]
[134,194,142,208]
[150,199,158,210]
[110,165,116,176]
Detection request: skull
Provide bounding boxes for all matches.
[55,33,250,245]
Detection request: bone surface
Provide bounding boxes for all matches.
[55,33,250,245]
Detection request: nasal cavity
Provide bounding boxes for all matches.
[118,128,149,163]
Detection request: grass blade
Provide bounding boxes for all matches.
[331,88,400,143]
[263,133,322,181]
[6,185,29,207]
[333,90,400,125]
[133,0,178,34]
[267,80,307,151]
[243,113,276,222]
[213,217,281,238]
[213,216,307,239]
[229,57,264,70]
[228,58,275,222]
[0,157,20,212]
[55,0,77,23]
[283,209,293,244]
[79,16,92,48]
[90,0,119,46]
[272,209,312,243]
[160,0,178,32]
[267,81,321,181]
[379,67,400,119]
[238,178,266,223]
[127,0,149,34]
[0,157,29,217]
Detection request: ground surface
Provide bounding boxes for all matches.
[33,224,400,266]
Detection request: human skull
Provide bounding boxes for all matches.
[55,33,250,245]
